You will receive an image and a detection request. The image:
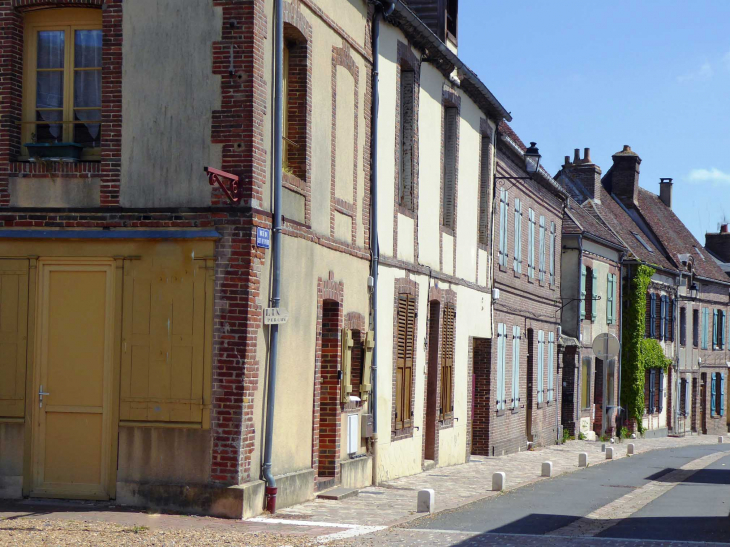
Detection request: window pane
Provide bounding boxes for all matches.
[74,30,102,68]
[73,109,101,148]
[34,110,63,143]
[37,31,65,69]
[74,70,101,108]
[36,71,64,109]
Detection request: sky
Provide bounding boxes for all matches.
[458,0,730,243]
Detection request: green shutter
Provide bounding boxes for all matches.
[580,265,586,320]
[606,274,614,325]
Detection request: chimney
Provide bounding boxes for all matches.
[611,145,641,208]
[659,178,673,209]
[564,147,602,203]
[706,224,730,262]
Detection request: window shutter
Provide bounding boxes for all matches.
[591,270,598,321]
[537,330,544,404]
[713,309,719,349]
[528,209,535,278]
[0,259,30,419]
[649,293,656,338]
[513,199,522,273]
[711,373,717,417]
[395,295,407,430]
[478,136,491,245]
[512,326,520,408]
[719,310,725,349]
[703,308,709,349]
[721,373,726,417]
[538,216,545,282]
[662,296,668,341]
[648,369,655,414]
[399,70,415,210]
[549,222,556,285]
[685,379,691,417]
[658,369,664,412]
[547,332,554,402]
[499,189,508,267]
[497,323,506,411]
[442,107,458,229]
[671,299,677,342]
[360,330,374,401]
[341,328,354,403]
[440,304,455,419]
[580,265,587,320]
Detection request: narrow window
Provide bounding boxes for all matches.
[549,222,556,285]
[498,189,509,267]
[537,330,544,404]
[442,106,458,229]
[693,309,699,348]
[445,0,458,40]
[590,268,598,321]
[585,266,594,321]
[513,199,522,273]
[580,264,587,320]
[395,294,416,430]
[657,369,664,412]
[511,326,520,409]
[581,357,591,409]
[538,215,546,282]
[478,135,491,245]
[399,70,415,210]
[647,293,656,338]
[606,273,615,325]
[719,310,725,350]
[440,304,455,420]
[527,209,535,278]
[496,323,507,411]
[547,331,554,402]
[680,307,687,346]
[655,295,662,340]
[702,307,709,350]
[713,309,719,350]
[282,28,309,181]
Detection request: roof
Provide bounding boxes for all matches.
[563,197,626,251]
[707,248,730,277]
[385,1,511,122]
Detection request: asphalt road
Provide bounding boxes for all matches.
[357,443,730,546]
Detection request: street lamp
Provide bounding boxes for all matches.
[524,142,541,174]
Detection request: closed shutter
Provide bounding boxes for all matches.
[712,372,717,417]
[721,373,726,417]
[713,309,719,349]
[719,311,725,349]
[513,199,522,273]
[341,328,354,403]
[478,136,491,245]
[499,189,509,267]
[496,323,506,411]
[658,369,664,412]
[442,106,458,229]
[591,270,598,321]
[537,330,544,404]
[649,293,656,338]
[360,331,374,401]
[580,265,587,320]
[395,294,416,429]
[538,216,545,282]
[660,297,666,340]
[648,369,655,414]
[670,299,677,342]
[440,304,455,420]
[121,256,212,426]
[528,209,535,278]
[0,259,30,418]
[547,331,554,402]
[702,308,709,349]
[549,222,556,285]
[685,379,691,416]
[511,326,520,409]
[606,274,615,324]
[400,70,415,210]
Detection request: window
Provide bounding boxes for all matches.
[631,231,654,253]
[399,70,415,210]
[714,309,725,350]
[680,378,688,416]
[606,273,617,325]
[702,307,709,350]
[395,294,416,430]
[547,331,554,402]
[680,307,687,346]
[478,135,491,245]
[693,309,700,348]
[660,295,667,341]
[580,265,587,320]
[549,222,556,285]
[668,299,675,342]
[528,209,535,278]
[282,27,309,181]
[511,326,521,409]
[581,357,591,409]
[644,369,662,414]
[513,199,522,273]
[23,9,103,159]
[440,304,455,420]
[537,330,545,404]
[446,0,458,40]
[646,293,656,338]
[496,323,507,411]
[711,372,725,417]
[498,189,509,267]
[585,267,596,322]
[442,106,458,229]
[538,215,546,282]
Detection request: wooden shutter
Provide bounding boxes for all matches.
[528,209,535,278]
[713,309,719,349]
[511,326,520,409]
[591,270,598,321]
[711,372,717,417]
[648,369,655,414]
[606,274,614,325]
[440,304,455,419]
[661,296,667,341]
[0,259,29,418]
[537,330,544,404]
[721,373,726,417]
[549,222,556,284]
[400,70,415,210]
[121,256,211,426]
[680,307,686,346]
[580,265,587,320]
[341,328,354,403]
[499,190,508,266]
[513,199,522,273]
[478,135,491,245]
[648,293,656,338]
[685,378,691,416]
[496,323,506,411]
[442,106,458,229]
[360,330,374,401]
[658,369,664,412]
[538,216,545,281]
[547,332,554,402]
[395,294,416,429]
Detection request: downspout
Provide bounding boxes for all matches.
[617,252,625,434]
[263,0,284,514]
[576,235,583,431]
[369,0,395,488]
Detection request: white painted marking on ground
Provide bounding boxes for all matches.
[246,517,360,529]
[314,525,386,543]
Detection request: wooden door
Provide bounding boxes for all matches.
[700,375,707,435]
[31,260,114,499]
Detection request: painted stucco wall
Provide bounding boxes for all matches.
[121,0,222,207]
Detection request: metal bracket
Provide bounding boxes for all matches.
[204,166,242,204]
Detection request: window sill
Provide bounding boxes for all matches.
[391,427,415,442]
[511,407,519,415]
[398,205,416,219]
[498,264,507,273]
[495,409,505,417]
[441,226,454,236]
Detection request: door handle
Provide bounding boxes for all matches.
[38,385,50,408]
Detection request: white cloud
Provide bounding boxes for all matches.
[687,167,730,186]
[677,61,713,82]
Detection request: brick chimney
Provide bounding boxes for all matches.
[563,147,602,203]
[659,178,673,209]
[610,145,641,208]
[706,224,730,262]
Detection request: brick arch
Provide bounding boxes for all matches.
[344,311,365,332]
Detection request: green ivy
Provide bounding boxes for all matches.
[620,265,655,432]
[641,338,672,371]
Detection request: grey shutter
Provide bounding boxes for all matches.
[478,135,491,245]
[399,70,415,210]
[658,369,664,412]
[648,369,655,414]
[442,107,458,229]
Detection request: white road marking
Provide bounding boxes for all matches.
[245,516,385,544]
[314,525,387,543]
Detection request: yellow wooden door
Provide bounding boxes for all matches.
[32,260,114,499]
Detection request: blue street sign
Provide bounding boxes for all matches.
[256,227,270,249]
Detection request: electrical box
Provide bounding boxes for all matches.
[361,413,373,438]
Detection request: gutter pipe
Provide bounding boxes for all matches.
[263,0,284,514]
[369,0,395,488]
[617,252,625,434]
[576,235,583,432]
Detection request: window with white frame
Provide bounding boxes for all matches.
[528,208,535,278]
[512,325,521,409]
[513,199,522,273]
[498,189,509,267]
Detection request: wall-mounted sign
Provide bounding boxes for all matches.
[264,307,289,325]
[256,227,270,249]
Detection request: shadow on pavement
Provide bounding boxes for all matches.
[645,468,730,485]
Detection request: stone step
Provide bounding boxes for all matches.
[423,459,436,471]
[316,487,359,501]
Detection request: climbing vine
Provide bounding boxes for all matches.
[641,338,672,372]
[620,265,655,432]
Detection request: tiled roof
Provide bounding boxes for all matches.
[563,197,625,250]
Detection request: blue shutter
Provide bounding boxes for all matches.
[711,373,717,417]
[650,293,656,338]
[648,369,655,414]
[721,373,726,417]
[580,265,586,320]
[658,370,664,412]
[591,270,598,321]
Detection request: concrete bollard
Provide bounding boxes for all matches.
[627,443,635,456]
[606,447,614,460]
[601,443,606,452]
[719,436,724,444]
[631,433,636,439]
[492,472,506,491]
[417,489,435,513]
[579,453,588,467]
[541,461,553,477]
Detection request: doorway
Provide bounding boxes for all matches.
[31,260,115,500]
[593,358,604,436]
[700,373,707,434]
[425,301,440,463]
[525,329,534,441]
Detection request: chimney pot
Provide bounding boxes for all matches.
[610,145,642,208]
[659,178,673,209]
[573,149,580,164]
[564,156,571,166]
[722,224,729,234]
[584,148,591,163]
[623,145,631,152]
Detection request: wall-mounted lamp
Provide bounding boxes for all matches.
[689,282,699,300]
[524,142,541,174]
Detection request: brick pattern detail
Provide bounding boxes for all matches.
[439,86,460,274]
[0,0,120,206]
[330,40,359,244]
[344,311,366,412]
[312,272,344,483]
[475,117,493,283]
[391,275,419,441]
[392,41,420,259]
[471,337,491,455]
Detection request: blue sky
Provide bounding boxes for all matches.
[459,0,730,243]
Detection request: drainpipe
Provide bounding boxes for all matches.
[576,235,583,432]
[369,0,395,488]
[617,252,625,434]
[263,0,284,514]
